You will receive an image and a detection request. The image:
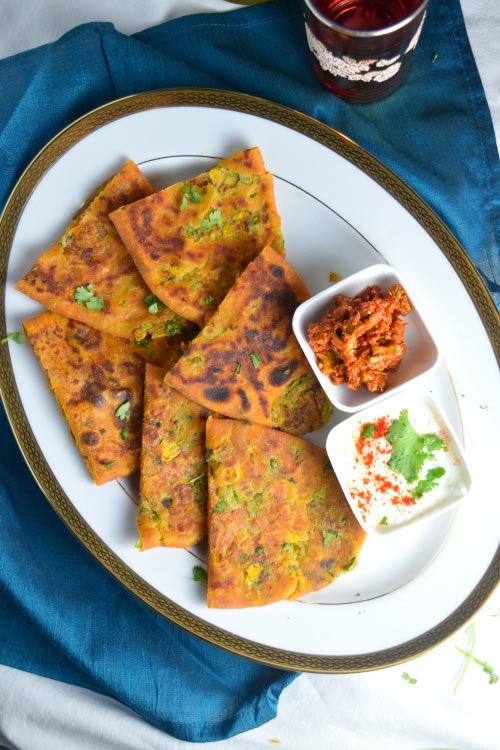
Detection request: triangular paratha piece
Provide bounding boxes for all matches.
[110,147,284,326]
[205,417,366,608]
[137,364,210,549]
[164,246,333,435]
[16,161,193,356]
[23,312,145,485]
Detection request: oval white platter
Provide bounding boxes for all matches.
[1,89,499,671]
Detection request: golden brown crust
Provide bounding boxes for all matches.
[137,364,210,549]
[16,160,192,352]
[23,311,145,485]
[164,246,333,435]
[206,417,366,608]
[109,148,284,326]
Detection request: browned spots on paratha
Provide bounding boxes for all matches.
[16,161,192,351]
[137,364,210,549]
[165,246,333,435]
[206,417,366,608]
[23,311,145,485]
[110,148,285,326]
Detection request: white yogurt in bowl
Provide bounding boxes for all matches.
[326,391,472,534]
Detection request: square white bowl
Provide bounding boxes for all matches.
[292,263,441,412]
[325,391,472,535]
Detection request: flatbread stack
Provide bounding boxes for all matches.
[18,148,365,608]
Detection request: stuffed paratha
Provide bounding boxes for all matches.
[205,417,366,608]
[137,364,210,549]
[109,147,284,326]
[23,311,145,485]
[165,246,333,435]
[16,160,192,360]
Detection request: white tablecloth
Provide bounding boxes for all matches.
[1,2,499,749]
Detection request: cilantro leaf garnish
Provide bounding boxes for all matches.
[115,401,131,421]
[361,423,375,439]
[1,331,27,345]
[411,466,446,499]
[164,317,184,337]
[144,293,165,315]
[322,529,339,546]
[402,671,417,684]
[342,556,356,571]
[74,284,104,311]
[250,352,261,368]
[386,409,445,484]
[201,209,223,232]
[454,623,498,689]
[213,501,230,513]
[192,565,208,583]
[180,183,202,210]
[456,649,498,685]
[203,296,215,306]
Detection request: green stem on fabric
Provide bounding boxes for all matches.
[453,622,476,692]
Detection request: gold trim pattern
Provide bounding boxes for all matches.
[1,89,499,673]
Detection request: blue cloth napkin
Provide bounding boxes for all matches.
[0,0,499,743]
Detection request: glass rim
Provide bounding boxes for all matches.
[303,0,430,38]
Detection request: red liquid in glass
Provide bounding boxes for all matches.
[305,0,427,102]
[313,0,421,31]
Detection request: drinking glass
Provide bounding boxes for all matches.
[303,0,430,103]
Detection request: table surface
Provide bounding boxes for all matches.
[1,2,499,749]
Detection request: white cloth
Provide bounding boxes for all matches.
[1,2,499,749]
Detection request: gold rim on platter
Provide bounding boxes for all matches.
[1,88,499,672]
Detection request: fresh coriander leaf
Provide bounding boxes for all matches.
[235,362,241,375]
[192,565,208,583]
[269,457,279,469]
[203,296,215,305]
[322,529,339,546]
[200,209,223,232]
[144,293,165,315]
[180,183,202,210]
[361,423,375,439]
[115,401,131,421]
[456,648,499,685]
[164,317,184,337]
[255,546,265,555]
[379,516,388,526]
[103,460,115,468]
[386,409,445,484]
[250,352,261,368]
[74,284,104,311]
[401,671,417,684]
[121,426,129,440]
[342,556,356,571]
[411,466,446,499]
[1,331,27,345]
[213,501,230,513]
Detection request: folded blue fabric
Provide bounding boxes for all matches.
[0,0,499,743]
